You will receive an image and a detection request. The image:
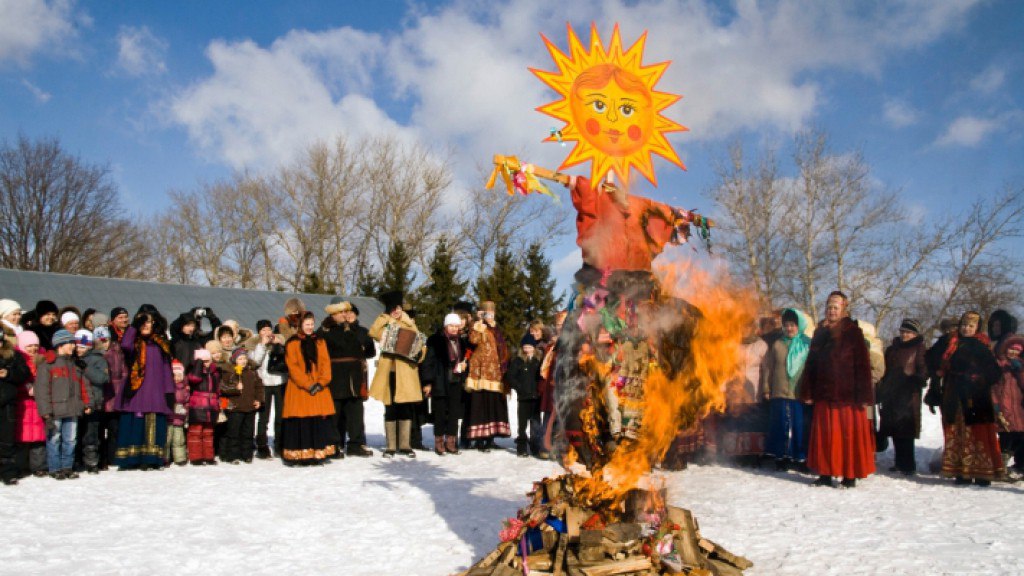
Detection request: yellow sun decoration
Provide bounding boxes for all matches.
[532,23,687,188]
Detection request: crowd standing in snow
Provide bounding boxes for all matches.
[0,292,1021,489]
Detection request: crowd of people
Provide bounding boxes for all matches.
[0,292,563,485]
[687,291,1023,488]
[1,289,1021,490]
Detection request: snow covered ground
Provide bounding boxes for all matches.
[2,399,1021,576]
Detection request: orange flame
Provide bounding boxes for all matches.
[568,257,757,512]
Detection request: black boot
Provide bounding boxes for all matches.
[812,475,833,487]
[256,446,272,460]
[840,478,856,488]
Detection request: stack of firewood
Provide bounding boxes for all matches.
[460,475,752,576]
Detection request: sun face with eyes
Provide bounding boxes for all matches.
[532,23,687,187]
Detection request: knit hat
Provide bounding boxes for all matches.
[171,360,185,376]
[205,340,223,355]
[230,347,249,365]
[16,331,39,350]
[443,313,462,327]
[1009,342,1024,353]
[74,329,94,347]
[899,318,922,335]
[520,333,539,348]
[194,349,212,362]
[61,311,80,326]
[256,319,273,332]
[90,312,109,327]
[35,300,59,317]
[0,299,21,319]
[110,306,129,319]
[93,326,111,341]
[325,297,352,315]
[52,329,76,347]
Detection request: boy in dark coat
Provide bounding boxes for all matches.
[506,334,543,457]
[75,330,109,474]
[219,348,264,464]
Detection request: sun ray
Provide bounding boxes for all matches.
[533,23,687,186]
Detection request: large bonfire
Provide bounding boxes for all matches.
[465,24,757,575]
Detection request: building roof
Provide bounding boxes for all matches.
[0,268,383,332]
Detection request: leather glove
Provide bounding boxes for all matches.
[308,383,324,396]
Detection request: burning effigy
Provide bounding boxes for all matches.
[466,24,755,575]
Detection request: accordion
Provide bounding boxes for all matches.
[380,323,427,363]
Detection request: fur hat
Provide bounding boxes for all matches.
[325,297,352,315]
[520,333,539,348]
[230,347,249,365]
[74,329,93,347]
[284,297,306,317]
[0,299,21,319]
[205,340,223,355]
[379,291,404,313]
[215,324,236,341]
[61,311,80,326]
[16,331,39,350]
[52,329,76,347]
[90,312,109,327]
[256,319,273,332]
[35,300,59,318]
[443,313,462,327]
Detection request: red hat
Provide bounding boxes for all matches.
[171,360,185,375]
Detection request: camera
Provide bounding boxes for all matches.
[195,308,206,318]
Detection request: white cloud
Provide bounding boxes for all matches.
[935,115,998,147]
[0,0,80,65]
[20,78,51,102]
[883,98,919,128]
[168,0,982,176]
[115,25,168,76]
[969,65,1005,95]
[168,29,408,170]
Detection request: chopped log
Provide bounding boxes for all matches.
[466,541,512,572]
[527,551,554,571]
[602,523,641,544]
[666,507,707,570]
[577,557,653,576]
[492,564,521,576]
[698,538,753,570]
[707,558,744,576]
[546,478,564,501]
[552,534,568,576]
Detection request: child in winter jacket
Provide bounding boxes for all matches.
[75,329,109,474]
[166,360,189,465]
[505,334,543,457]
[187,349,220,465]
[96,325,125,469]
[13,331,47,477]
[220,348,264,463]
[36,330,91,480]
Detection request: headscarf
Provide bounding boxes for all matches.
[781,308,811,381]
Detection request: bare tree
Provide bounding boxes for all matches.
[0,134,147,277]
[709,140,788,311]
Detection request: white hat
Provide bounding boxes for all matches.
[61,311,80,325]
[0,299,21,319]
[443,313,462,327]
[74,329,94,347]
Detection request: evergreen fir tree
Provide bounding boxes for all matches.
[413,237,468,334]
[475,240,529,345]
[353,253,382,297]
[301,271,335,295]
[522,241,563,325]
[379,241,414,297]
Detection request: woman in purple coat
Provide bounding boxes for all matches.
[113,310,174,471]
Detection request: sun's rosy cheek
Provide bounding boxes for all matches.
[628,125,642,141]
[586,118,601,136]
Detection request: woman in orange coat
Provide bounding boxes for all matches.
[280,311,336,464]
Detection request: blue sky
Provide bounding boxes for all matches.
[2,0,1022,286]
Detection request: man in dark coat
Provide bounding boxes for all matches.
[420,313,469,455]
[318,298,376,457]
[877,318,928,475]
[169,307,222,370]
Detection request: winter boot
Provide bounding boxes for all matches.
[256,445,272,460]
[398,420,416,458]
[383,421,398,458]
[840,478,856,488]
[445,436,460,455]
[812,475,832,487]
[434,436,446,456]
[516,440,529,458]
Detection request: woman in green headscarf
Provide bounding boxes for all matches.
[761,308,812,470]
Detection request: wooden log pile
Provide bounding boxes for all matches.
[459,475,752,576]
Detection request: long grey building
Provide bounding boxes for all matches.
[0,268,384,332]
